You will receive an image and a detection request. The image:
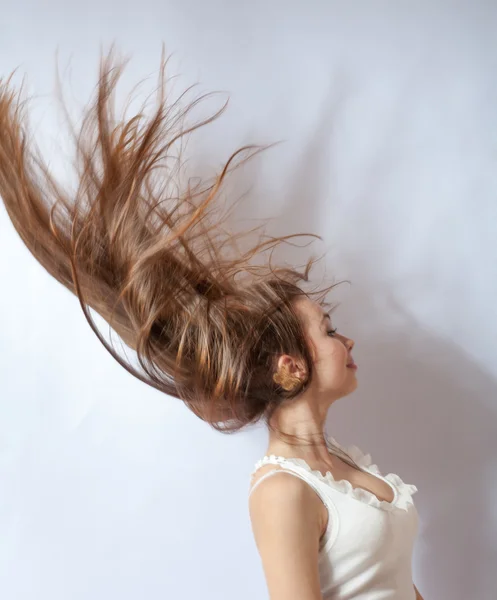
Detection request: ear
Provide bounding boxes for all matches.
[277,354,306,377]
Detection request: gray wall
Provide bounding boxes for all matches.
[1,1,496,598]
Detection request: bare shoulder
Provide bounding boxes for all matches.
[249,464,321,512]
[249,466,325,600]
[249,465,327,533]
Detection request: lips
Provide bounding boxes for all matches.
[346,357,356,368]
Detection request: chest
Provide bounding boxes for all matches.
[341,466,395,503]
[326,455,395,503]
[314,458,396,537]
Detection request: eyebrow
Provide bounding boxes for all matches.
[321,312,331,325]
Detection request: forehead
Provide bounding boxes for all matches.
[294,296,329,325]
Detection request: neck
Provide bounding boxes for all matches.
[266,391,338,463]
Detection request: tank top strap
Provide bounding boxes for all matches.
[249,455,330,499]
[248,467,308,497]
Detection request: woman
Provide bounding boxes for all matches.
[0,46,423,599]
[248,294,423,599]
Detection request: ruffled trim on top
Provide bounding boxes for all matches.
[326,434,418,512]
[251,434,418,513]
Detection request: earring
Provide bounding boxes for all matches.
[273,364,302,391]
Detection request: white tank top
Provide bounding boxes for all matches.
[248,435,419,600]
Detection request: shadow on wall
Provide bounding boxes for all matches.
[338,281,497,600]
[230,83,496,599]
[287,77,496,600]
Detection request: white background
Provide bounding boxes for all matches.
[1,1,497,599]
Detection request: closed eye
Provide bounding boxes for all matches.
[327,328,338,337]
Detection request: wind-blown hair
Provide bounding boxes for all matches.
[0,46,342,440]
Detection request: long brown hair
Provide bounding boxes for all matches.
[0,45,346,446]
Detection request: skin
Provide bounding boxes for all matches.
[265,294,358,462]
[249,295,424,600]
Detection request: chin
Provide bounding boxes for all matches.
[343,380,359,397]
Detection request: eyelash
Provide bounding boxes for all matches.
[327,328,338,337]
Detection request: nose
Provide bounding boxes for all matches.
[345,338,354,351]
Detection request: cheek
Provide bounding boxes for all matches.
[318,339,347,366]
[330,338,347,356]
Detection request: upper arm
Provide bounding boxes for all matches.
[249,471,324,600]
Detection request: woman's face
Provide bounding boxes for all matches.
[293,296,358,399]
